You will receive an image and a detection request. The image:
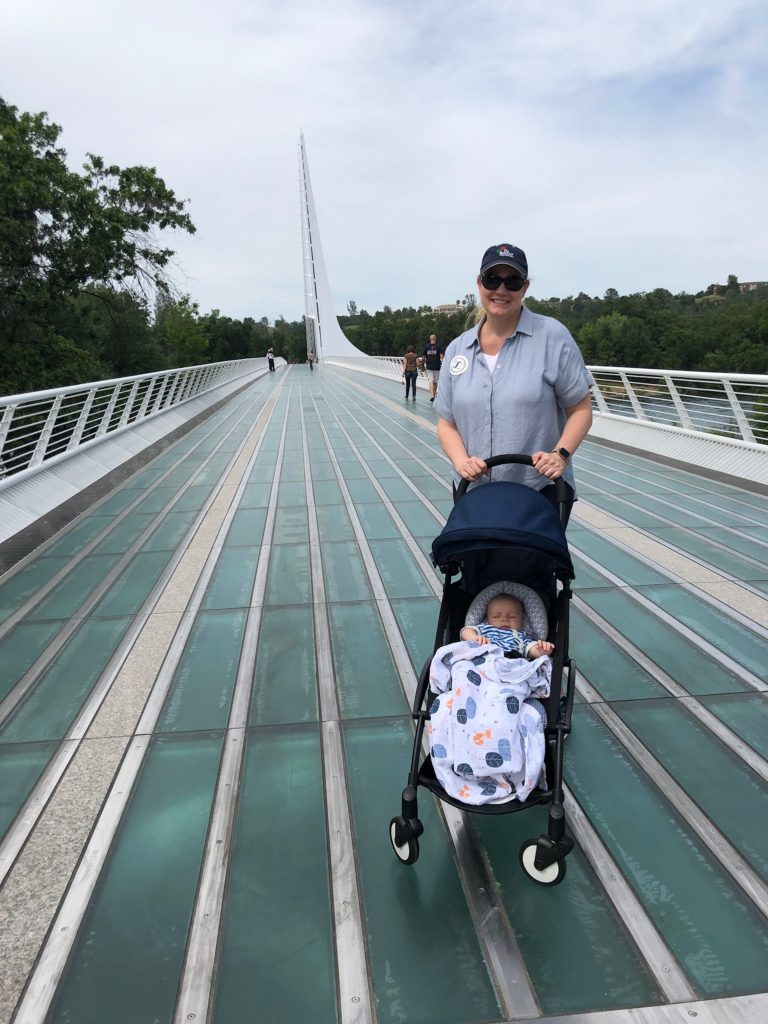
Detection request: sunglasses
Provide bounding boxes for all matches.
[480,271,526,292]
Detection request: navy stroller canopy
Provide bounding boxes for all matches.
[432,481,574,586]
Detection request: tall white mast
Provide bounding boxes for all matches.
[299,134,368,359]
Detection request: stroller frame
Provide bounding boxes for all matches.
[389,455,577,885]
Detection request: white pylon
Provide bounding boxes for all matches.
[299,134,368,360]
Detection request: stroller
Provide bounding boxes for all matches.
[389,454,577,885]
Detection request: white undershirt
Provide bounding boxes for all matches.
[482,351,500,373]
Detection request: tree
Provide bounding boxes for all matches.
[0,97,195,391]
[161,297,208,367]
[347,299,358,317]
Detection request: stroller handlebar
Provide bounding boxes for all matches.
[455,453,569,510]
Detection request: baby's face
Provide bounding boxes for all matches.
[486,597,524,630]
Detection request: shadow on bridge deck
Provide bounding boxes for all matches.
[0,363,766,1024]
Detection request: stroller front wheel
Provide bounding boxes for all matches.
[519,838,567,886]
[389,817,420,865]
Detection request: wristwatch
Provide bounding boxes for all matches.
[552,447,571,461]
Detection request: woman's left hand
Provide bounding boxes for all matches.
[532,450,566,480]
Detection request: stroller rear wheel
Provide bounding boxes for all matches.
[519,838,567,886]
[389,816,421,865]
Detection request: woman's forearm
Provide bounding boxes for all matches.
[558,396,593,453]
[437,417,468,467]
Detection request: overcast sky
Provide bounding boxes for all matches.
[2,0,767,323]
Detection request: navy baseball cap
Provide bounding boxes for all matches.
[479,244,528,277]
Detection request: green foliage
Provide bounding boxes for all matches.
[0,97,195,393]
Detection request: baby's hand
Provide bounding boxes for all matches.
[475,635,489,646]
[529,641,554,658]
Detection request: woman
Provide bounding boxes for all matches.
[434,244,593,523]
[402,345,419,401]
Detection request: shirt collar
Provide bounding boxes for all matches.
[463,306,534,348]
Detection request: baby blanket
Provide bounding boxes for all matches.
[427,640,551,806]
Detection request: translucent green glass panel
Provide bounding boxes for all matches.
[570,607,669,700]
[378,477,423,502]
[328,603,407,718]
[343,477,381,504]
[390,597,440,673]
[393,501,443,538]
[0,617,132,743]
[248,460,278,483]
[91,513,156,554]
[339,461,370,480]
[95,552,170,616]
[0,556,71,624]
[308,462,337,481]
[142,510,199,551]
[0,740,58,840]
[321,542,372,602]
[212,725,336,1023]
[195,454,235,485]
[312,479,344,505]
[27,554,122,621]
[265,544,311,604]
[356,503,399,540]
[0,620,65,701]
[250,606,317,725]
[571,533,669,586]
[239,482,272,508]
[315,506,355,542]
[640,585,768,681]
[639,528,764,581]
[224,507,267,548]
[566,710,768,995]
[579,590,750,696]
[45,516,117,557]
[273,507,308,544]
[93,488,144,515]
[132,486,180,515]
[277,480,306,506]
[571,556,614,590]
[698,693,768,760]
[343,718,501,1023]
[202,546,260,610]
[365,459,402,479]
[157,610,247,733]
[49,732,223,1024]
[368,540,435,599]
[173,484,215,512]
[476,807,663,1014]
[612,698,768,879]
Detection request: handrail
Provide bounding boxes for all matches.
[328,357,768,448]
[0,359,270,481]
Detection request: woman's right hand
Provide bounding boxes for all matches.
[455,456,488,481]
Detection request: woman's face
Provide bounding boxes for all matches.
[477,265,529,317]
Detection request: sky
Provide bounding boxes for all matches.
[2,0,767,323]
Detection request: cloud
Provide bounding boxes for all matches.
[2,0,766,320]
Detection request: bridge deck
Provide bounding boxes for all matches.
[0,364,766,1024]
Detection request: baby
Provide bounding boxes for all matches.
[460,594,554,660]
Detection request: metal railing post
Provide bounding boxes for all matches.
[67,389,97,450]
[664,376,694,430]
[30,396,64,466]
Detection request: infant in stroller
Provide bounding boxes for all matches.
[460,594,554,660]
[428,583,554,807]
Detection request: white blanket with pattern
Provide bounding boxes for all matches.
[427,640,551,806]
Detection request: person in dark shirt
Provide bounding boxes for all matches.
[421,334,443,402]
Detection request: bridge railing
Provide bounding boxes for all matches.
[588,367,767,446]
[0,359,267,481]
[328,357,768,448]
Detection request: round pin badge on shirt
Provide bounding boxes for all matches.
[449,355,469,376]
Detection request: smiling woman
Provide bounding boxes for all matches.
[434,243,593,525]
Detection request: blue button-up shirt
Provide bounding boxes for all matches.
[434,307,592,493]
